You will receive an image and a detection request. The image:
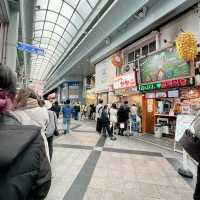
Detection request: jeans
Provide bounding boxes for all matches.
[96,118,102,133]
[63,118,71,133]
[194,164,200,200]
[102,122,113,137]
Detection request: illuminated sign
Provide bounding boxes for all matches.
[138,82,161,92]
[139,77,194,92]
[114,72,136,89]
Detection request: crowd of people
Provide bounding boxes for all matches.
[95,100,141,137]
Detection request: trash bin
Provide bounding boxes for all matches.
[154,124,162,138]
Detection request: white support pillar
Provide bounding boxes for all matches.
[6,9,19,71]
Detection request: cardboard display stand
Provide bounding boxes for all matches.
[174,114,195,178]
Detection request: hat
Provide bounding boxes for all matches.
[45,100,52,109]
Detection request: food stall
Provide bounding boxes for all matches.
[138,47,195,137]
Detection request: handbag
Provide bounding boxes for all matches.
[179,129,200,162]
[179,114,200,162]
[120,123,125,129]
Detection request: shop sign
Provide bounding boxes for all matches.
[138,82,161,92]
[139,77,194,92]
[145,93,156,99]
[161,78,188,89]
[139,48,190,83]
[114,72,136,89]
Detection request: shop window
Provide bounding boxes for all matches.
[135,49,141,59]
[142,45,148,56]
[128,51,134,63]
[149,41,156,52]
[124,38,157,70]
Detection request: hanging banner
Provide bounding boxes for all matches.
[17,42,44,55]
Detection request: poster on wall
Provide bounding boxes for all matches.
[147,99,153,112]
[95,56,116,93]
[68,82,80,100]
[113,72,136,89]
[139,48,190,83]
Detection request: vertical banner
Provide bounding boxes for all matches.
[68,82,80,100]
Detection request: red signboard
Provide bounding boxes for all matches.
[114,72,136,89]
[161,79,187,89]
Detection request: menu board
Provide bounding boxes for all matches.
[145,93,156,99]
[180,89,200,99]
[156,92,167,98]
[168,90,179,98]
[139,48,190,83]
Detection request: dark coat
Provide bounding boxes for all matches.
[0,114,51,200]
[51,104,61,117]
[124,105,130,120]
[100,109,110,125]
[117,108,127,123]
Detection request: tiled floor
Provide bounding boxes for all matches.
[46,120,195,200]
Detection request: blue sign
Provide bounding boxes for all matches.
[17,42,44,55]
[68,81,80,86]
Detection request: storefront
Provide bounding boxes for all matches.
[60,81,82,103]
[138,47,195,136]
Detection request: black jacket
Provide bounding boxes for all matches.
[124,105,130,120]
[0,114,51,200]
[117,108,127,123]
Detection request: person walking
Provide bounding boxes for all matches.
[0,64,51,200]
[74,102,80,120]
[110,103,118,134]
[96,100,103,133]
[101,105,116,140]
[45,100,58,161]
[117,105,127,136]
[51,101,61,119]
[63,99,73,134]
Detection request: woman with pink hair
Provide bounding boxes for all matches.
[0,64,51,200]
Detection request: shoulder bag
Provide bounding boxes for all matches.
[179,114,200,162]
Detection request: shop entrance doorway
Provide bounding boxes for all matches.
[142,96,156,133]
